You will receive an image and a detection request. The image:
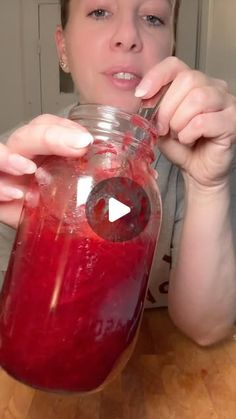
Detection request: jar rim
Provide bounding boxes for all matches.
[69,104,157,162]
[69,103,155,130]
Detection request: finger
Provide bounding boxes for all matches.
[156,70,211,135]
[157,133,192,168]
[7,123,94,159]
[0,200,24,227]
[135,56,189,98]
[0,186,24,201]
[178,108,236,146]
[170,86,229,134]
[29,114,80,129]
[0,143,37,175]
[212,78,229,91]
[150,167,158,180]
[0,178,25,201]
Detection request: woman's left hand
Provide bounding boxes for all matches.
[135,57,236,188]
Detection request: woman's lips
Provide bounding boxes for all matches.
[104,70,142,91]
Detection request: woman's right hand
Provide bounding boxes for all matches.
[0,114,94,228]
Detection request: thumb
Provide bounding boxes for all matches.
[158,133,191,169]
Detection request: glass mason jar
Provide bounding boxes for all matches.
[0,104,162,393]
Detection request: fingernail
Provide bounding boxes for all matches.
[153,170,158,180]
[64,132,94,149]
[157,122,164,135]
[157,122,169,136]
[9,154,37,174]
[135,80,152,97]
[2,186,24,199]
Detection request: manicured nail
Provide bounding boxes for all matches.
[135,80,152,97]
[9,154,37,174]
[2,186,24,199]
[64,132,94,149]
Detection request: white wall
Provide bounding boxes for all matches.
[199,0,236,94]
[0,0,236,136]
[175,0,199,68]
[0,1,26,134]
[0,0,201,136]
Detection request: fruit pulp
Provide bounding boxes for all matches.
[0,204,158,392]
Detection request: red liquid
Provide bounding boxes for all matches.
[0,205,157,392]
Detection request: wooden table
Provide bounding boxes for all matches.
[1,308,236,419]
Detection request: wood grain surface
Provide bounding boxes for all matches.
[1,308,236,419]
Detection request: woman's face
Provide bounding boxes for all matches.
[56,0,175,113]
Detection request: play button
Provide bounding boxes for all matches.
[85,177,151,242]
[108,198,131,222]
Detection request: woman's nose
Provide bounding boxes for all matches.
[110,17,143,52]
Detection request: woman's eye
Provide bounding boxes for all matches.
[88,9,109,19]
[143,15,164,27]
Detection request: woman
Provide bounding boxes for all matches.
[0,0,236,345]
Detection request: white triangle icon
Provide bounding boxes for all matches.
[108,197,131,223]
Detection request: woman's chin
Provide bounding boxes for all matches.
[80,93,140,114]
[100,96,141,114]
